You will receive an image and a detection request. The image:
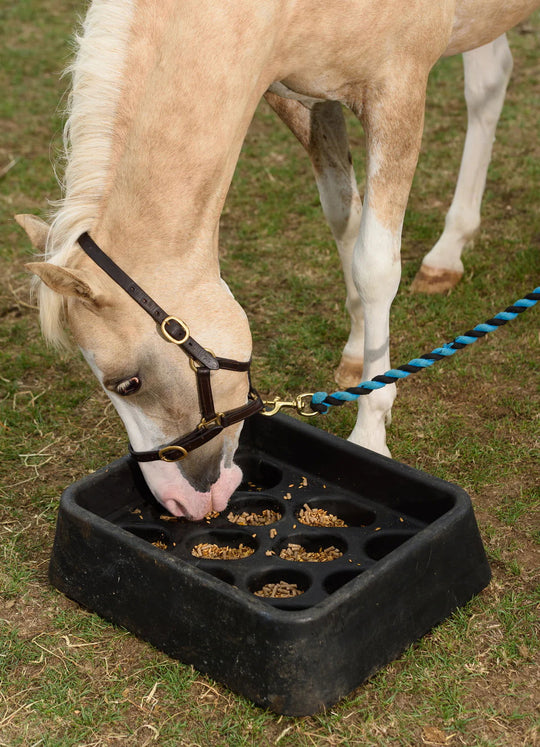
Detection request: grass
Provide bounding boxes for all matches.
[1,4,539,746]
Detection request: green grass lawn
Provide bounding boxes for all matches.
[1,4,538,745]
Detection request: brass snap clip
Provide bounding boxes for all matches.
[261,393,318,418]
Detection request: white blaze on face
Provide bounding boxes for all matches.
[81,349,241,519]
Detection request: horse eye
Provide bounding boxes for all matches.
[115,376,141,396]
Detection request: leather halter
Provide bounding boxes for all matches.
[77,233,263,462]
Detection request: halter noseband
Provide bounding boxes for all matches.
[77,233,263,462]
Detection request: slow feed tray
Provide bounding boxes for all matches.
[49,414,490,715]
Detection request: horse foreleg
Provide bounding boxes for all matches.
[349,74,428,455]
[264,94,365,388]
[412,34,513,293]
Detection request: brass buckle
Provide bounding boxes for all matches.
[197,413,224,430]
[160,316,190,345]
[261,392,318,418]
[158,445,188,462]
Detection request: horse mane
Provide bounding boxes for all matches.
[38,0,135,348]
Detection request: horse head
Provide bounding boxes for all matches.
[19,214,258,521]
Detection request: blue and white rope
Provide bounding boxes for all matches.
[310,287,540,415]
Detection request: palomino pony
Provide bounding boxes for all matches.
[19,0,538,520]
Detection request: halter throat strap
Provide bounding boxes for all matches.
[77,232,263,462]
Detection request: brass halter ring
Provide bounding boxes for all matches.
[190,348,216,372]
[197,413,224,430]
[158,445,188,462]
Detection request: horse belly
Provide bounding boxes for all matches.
[445,0,540,56]
[274,2,455,104]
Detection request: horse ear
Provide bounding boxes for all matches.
[25,262,100,305]
[15,214,50,252]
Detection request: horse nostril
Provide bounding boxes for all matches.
[164,498,190,519]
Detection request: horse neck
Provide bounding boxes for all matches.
[94,0,280,266]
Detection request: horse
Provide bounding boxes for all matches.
[18,0,538,520]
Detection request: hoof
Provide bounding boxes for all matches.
[334,355,364,389]
[411,265,463,294]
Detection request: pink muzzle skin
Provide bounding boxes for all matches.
[139,459,243,521]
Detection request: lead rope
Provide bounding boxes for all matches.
[262,287,540,417]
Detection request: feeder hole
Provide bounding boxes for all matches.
[227,495,283,526]
[234,454,283,491]
[188,530,258,560]
[249,568,311,599]
[122,525,171,548]
[297,497,376,528]
[275,533,347,563]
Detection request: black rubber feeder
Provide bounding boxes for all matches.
[49,413,491,715]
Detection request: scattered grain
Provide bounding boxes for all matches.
[254,581,303,598]
[298,503,348,528]
[279,542,342,562]
[227,508,281,526]
[191,543,254,560]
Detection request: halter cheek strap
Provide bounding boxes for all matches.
[77,232,263,462]
[78,232,218,369]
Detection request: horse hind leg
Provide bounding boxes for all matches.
[264,93,365,388]
[412,34,513,293]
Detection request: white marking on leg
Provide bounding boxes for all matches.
[420,35,513,275]
[349,211,401,456]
